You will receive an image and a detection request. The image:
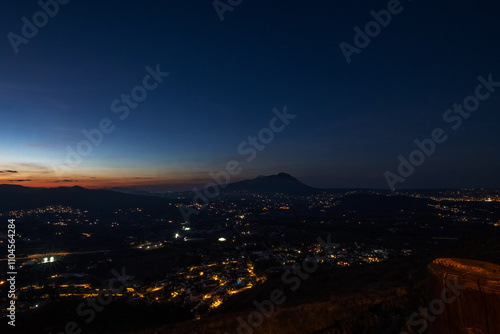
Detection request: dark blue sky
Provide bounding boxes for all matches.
[1,0,499,189]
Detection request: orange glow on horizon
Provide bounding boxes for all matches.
[0,168,253,190]
[0,176,211,190]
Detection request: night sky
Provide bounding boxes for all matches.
[1,0,499,190]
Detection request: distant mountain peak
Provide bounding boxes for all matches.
[225,173,317,194]
[255,172,294,180]
[275,172,294,178]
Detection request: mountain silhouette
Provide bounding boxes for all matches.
[0,184,170,212]
[224,172,318,195]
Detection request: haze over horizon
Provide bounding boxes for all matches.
[0,171,499,193]
[1,1,500,190]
